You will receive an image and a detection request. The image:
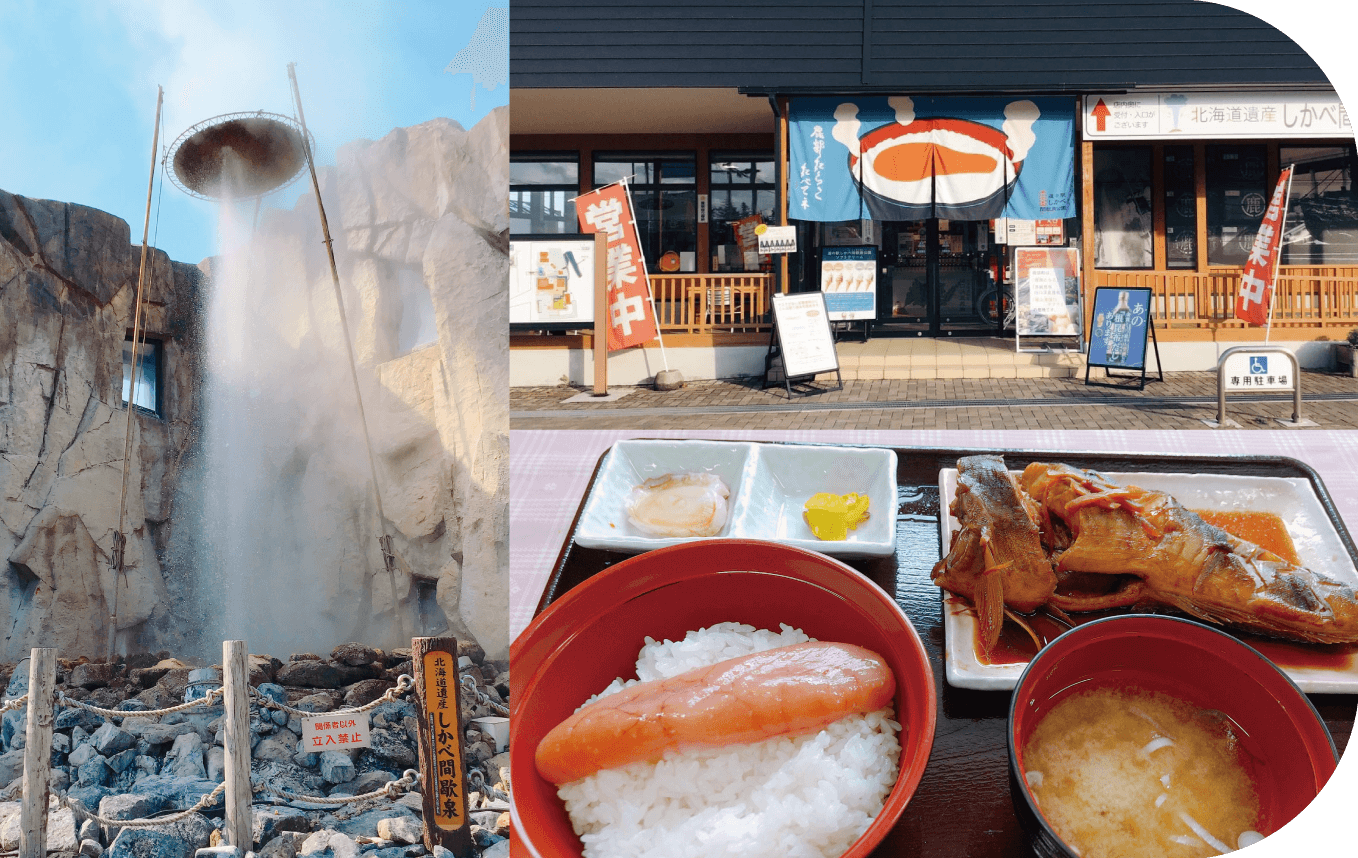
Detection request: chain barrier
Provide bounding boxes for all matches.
[259,768,420,805]
[7,660,510,833]
[461,674,509,716]
[56,687,225,719]
[248,674,414,718]
[58,781,227,828]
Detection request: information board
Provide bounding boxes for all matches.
[820,246,877,321]
[1013,247,1082,349]
[508,236,597,329]
[1088,287,1152,369]
[771,292,840,377]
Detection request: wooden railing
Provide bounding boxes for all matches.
[649,273,774,334]
[1092,266,1358,330]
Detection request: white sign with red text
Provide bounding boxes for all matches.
[302,712,372,751]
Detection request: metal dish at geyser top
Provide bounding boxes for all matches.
[167,111,311,201]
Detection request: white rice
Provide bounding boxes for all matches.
[557,623,902,858]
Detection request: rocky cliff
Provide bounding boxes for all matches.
[0,107,508,663]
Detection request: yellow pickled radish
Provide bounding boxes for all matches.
[804,507,849,541]
[803,492,870,540]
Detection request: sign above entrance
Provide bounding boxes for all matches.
[1083,92,1351,140]
[788,96,1076,223]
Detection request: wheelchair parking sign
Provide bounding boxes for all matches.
[1223,351,1293,390]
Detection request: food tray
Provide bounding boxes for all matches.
[572,439,898,557]
[533,442,1357,858]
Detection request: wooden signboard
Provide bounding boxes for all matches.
[413,637,473,855]
[764,291,842,397]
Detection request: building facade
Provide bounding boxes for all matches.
[511,0,1356,382]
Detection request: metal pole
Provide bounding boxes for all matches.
[286,63,404,637]
[19,648,56,858]
[222,640,252,850]
[1263,165,1294,345]
[110,84,164,660]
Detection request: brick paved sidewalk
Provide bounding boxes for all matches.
[511,371,1358,431]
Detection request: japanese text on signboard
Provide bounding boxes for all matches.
[577,183,658,351]
[424,651,466,829]
[1235,167,1292,326]
[302,714,371,749]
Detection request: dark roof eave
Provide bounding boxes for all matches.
[738,81,1337,98]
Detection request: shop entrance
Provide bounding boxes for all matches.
[877,220,1003,336]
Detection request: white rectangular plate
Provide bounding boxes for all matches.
[574,440,898,558]
[939,467,1358,693]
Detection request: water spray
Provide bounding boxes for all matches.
[150,65,408,648]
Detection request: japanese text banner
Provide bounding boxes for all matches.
[1235,166,1293,327]
[788,95,1076,222]
[577,183,658,350]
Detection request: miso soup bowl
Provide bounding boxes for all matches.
[510,538,938,858]
[1007,615,1339,858]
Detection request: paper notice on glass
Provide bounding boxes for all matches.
[772,292,839,377]
[1006,219,1038,245]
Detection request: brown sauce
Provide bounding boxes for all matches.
[1192,509,1300,565]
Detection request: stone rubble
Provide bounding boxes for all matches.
[0,642,511,858]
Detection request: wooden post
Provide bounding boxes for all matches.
[592,232,608,395]
[221,640,252,850]
[20,648,56,858]
[412,637,472,856]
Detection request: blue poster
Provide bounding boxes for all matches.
[820,246,877,320]
[788,96,1076,222]
[1088,287,1152,369]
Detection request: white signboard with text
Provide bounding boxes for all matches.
[302,712,372,751]
[772,292,840,378]
[1084,92,1351,140]
[1222,351,1297,390]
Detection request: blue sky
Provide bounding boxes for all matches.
[0,0,508,264]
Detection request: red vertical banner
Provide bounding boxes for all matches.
[577,183,659,351]
[1235,166,1293,327]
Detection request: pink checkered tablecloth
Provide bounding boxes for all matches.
[510,429,1358,641]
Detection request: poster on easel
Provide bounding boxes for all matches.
[1013,246,1083,352]
[771,292,840,378]
[820,246,877,321]
[508,236,597,330]
[1088,287,1152,370]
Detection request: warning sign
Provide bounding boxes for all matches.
[302,712,371,750]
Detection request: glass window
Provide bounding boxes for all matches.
[1280,144,1358,265]
[593,153,697,272]
[1206,144,1269,266]
[122,338,160,415]
[1163,146,1196,269]
[709,153,776,272]
[510,154,578,235]
[1093,148,1153,268]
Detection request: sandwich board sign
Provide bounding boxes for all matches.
[765,291,843,396]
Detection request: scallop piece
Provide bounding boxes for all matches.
[626,472,731,537]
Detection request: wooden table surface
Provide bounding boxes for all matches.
[510,430,1358,856]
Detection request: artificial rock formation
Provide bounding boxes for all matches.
[0,107,508,662]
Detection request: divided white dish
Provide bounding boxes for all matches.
[938,466,1358,693]
[573,440,898,557]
